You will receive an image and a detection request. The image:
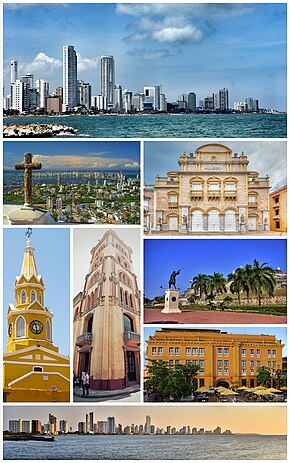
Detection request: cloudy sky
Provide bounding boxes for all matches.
[3,140,140,171]
[3,3,286,110]
[144,141,287,191]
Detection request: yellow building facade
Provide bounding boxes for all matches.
[146,329,283,389]
[270,185,287,232]
[3,237,70,402]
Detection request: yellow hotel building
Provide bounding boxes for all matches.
[3,237,70,402]
[146,329,283,389]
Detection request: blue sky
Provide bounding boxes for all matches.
[144,327,287,357]
[144,141,287,191]
[144,238,287,299]
[3,3,287,110]
[3,228,70,355]
[3,140,140,171]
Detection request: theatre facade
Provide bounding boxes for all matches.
[146,329,284,389]
[144,144,270,234]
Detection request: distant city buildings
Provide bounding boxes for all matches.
[3,50,270,115]
[7,413,232,436]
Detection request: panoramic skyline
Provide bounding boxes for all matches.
[3,228,70,355]
[4,141,140,171]
[3,405,286,434]
[144,239,287,299]
[4,3,286,110]
[144,141,287,190]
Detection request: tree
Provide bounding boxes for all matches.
[228,264,254,304]
[144,360,200,401]
[256,366,271,387]
[207,272,227,304]
[251,259,276,306]
[190,273,210,300]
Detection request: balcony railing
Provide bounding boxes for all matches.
[190,191,203,200]
[168,202,178,209]
[248,201,258,208]
[76,332,92,346]
[124,331,140,342]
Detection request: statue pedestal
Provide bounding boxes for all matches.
[8,206,55,225]
[161,289,181,313]
[179,224,187,234]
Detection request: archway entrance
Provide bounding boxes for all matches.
[127,351,136,381]
[208,210,220,231]
[224,210,236,232]
[191,210,203,232]
[215,380,230,388]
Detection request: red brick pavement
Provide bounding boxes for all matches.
[144,309,286,324]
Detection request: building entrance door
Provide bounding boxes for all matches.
[208,210,220,232]
[248,216,257,231]
[78,351,90,376]
[127,351,136,381]
[215,380,230,388]
[224,210,236,232]
[168,216,178,231]
[191,210,203,232]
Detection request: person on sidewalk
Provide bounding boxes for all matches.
[82,372,90,397]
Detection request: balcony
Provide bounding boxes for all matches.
[272,203,280,209]
[224,190,237,200]
[207,191,221,200]
[124,331,140,347]
[273,215,280,220]
[168,202,178,209]
[190,191,203,200]
[248,201,258,208]
[76,332,92,346]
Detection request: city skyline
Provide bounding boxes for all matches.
[144,239,287,299]
[4,141,140,171]
[3,228,70,355]
[3,405,286,435]
[3,3,286,110]
[144,141,287,191]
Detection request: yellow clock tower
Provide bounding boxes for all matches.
[3,235,70,402]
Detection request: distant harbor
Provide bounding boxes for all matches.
[4,113,287,138]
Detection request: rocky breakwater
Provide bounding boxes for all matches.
[3,123,77,137]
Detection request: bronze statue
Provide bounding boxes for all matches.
[169,270,180,289]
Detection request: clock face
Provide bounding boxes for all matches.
[29,320,43,335]
[8,324,12,337]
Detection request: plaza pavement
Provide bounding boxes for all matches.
[145,230,286,237]
[144,308,286,324]
[73,385,140,402]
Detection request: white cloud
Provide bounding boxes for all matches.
[22,52,62,75]
[76,53,98,72]
[152,25,204,43]
[127,48,171,60]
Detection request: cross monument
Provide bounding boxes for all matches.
[15,152,42,208]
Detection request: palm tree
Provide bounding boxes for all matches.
[190,273,210,300]
[228,265,254,305]
[251,259,276,306]
[207,272,227,304]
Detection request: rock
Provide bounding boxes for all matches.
[3,123,77,137]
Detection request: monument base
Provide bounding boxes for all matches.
[7,206,55,225]
[161,289,181,313]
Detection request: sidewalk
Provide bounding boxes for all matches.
[144,308,286,324]
[73,384,140,402]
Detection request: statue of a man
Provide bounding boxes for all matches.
[169,270,180,289]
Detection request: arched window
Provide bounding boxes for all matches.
[39,293,43,305]
[125,291,128,306]
[31,290,36,302]
[120,287,123,303]
[87,316,93,333]
[16,315,26,338]
[130,294,134,309]
[46,319,51,341]
[21,290,26,304]
[123,314,134,332]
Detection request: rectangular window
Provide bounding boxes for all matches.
[272,350,276,357]
[250,361,254,367]
[158,347,163,356]
[257,361,260,367]
[249,195,257,203]
[199,360,204,367]
[217,348,223,356]
[242,379,247,387]
[272,361,276,368]
[225,182,235,191]
[242,360,246,367]
[192,182,202,191]
[175,360,180,365]
[267,361,271,368]
[186,347,191,356]
[241,349,246,357]
[224,360,229,367]
[250,370,255,376]
[224,348,229,356]
[192,360,198,366]
[169,360,174,366]
[186,360,191,365]
[224,368,229,375]
[199,379,205,387]
[152,347,157,356]
[199,348,204,356]
[218,360,223,367]
[267,350,271,358]
[199,369,204,376]
[242,369,246,375]
[169,194,177,203]
[175,348,180,356]
[250,349,254,357]
[192,348,198,356]
[209,182,219,190]
[256,349,260,357]
[169,347,174,356]
[218,368,223,376]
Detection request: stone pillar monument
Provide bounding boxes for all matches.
[161,289,181,313]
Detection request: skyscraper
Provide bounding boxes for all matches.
[35,79,50,109]
[10,60,18,84]
[107,416,115,434]
[100,55,115,108]
[63,45,78,111]
[145,415,152,434]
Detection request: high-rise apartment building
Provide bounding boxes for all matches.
[107,416,115,434]
[10,60,18,84]
[100,55,115,108]
[78,80,91,109]
[63,45,78,111]
[35,79,50,109]
[188,92,196,112]
[114,84,123,112]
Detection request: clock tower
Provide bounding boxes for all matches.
[3,234,70,402]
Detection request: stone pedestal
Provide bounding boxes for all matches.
[161,289,181,313]
[7,206,55,225]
